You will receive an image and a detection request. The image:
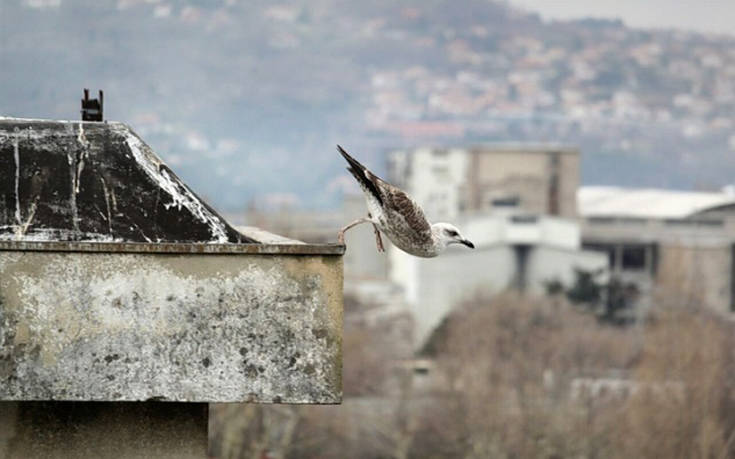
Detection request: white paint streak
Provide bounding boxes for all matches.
[68,148,79,234]
[100,177,113,234]
[110,187,118,213]
[0,227,121,242]
[0,116,78,123]
[13,130,21,229]
[121,126,229,243]
[16,202,37,237]
[129,220,153,242]
[75,122,90,194]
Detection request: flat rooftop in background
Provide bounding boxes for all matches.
[390,143,579,154]
[579,186,735,219]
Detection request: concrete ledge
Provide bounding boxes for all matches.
[0,240,345,255]
[0,245,343,403]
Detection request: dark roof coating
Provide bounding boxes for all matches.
[0,118,255,243]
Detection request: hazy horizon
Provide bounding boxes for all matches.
[2,0,735,212]
[509,0,735,37]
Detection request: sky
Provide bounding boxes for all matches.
[508,0,735,37]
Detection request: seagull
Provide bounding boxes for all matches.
[336,145,474,258]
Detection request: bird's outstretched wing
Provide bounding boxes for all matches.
[383,186,432,237]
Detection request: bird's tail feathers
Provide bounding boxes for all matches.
[337,145,367,173]
[337,145,384,205]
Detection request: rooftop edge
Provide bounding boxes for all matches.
[0,240,345,255]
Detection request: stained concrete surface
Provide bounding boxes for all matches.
[0,401,207,459]
[0,245,343,403]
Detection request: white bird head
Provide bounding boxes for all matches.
[431,222,475,252]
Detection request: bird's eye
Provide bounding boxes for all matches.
[446,229,458,237]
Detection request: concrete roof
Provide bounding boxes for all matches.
[578,186,735,219]
[0,118,254,243]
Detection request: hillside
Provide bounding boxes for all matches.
[2,0,734,211]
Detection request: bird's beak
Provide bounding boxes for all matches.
[460,239,475,249]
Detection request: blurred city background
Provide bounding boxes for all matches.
[3,0,735,457]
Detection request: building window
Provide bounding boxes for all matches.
[587,217,616,225]
[694,219,724,226]
[620,217,646,225]
[491,196,520,207]
[583,243,615,267]
[622,246,646,271]
[548,174,560,215]
[548,152,561,216]
[510,214,538,224]
[663,219,723,226]
[664,219,694,226]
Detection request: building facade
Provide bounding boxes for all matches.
[579,186,735,314]
[390,213,607,349]
[387,144,579,222]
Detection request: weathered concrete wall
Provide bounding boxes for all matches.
[0,242,343,403]
[0,401,207,459]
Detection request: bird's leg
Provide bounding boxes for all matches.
[337,217,371,245]
[372,224,385,252]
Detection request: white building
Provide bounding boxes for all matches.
[391,211,607,350]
